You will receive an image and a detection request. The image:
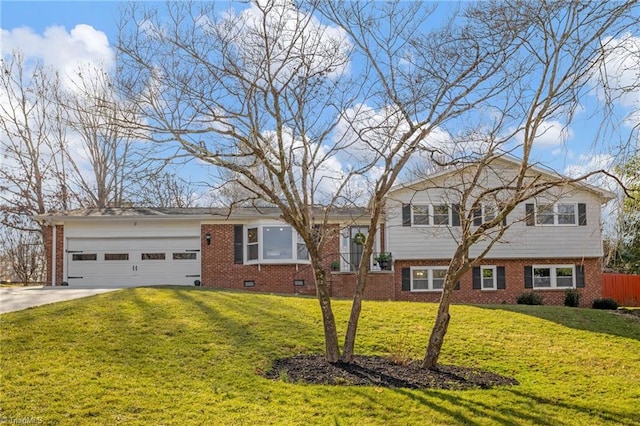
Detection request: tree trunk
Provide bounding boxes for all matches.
[422,287,452,369]
[341,273,365,362]
[314,268,341,363]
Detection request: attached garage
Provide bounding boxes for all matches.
[65,237,201,287]
[37,209,207,288]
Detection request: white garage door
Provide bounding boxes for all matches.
[65,237,201,287]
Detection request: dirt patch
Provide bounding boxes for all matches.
[616,308,640,321]
[264,355,518,390]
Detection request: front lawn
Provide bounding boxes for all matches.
[1,287,639,425]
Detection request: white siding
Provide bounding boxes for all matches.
[386,169,606,260]
[64,219,200,239]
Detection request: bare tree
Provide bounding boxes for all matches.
[0,54,70,231]
[117,0,636,366]
[0,225,44,285]
[407,1,638,369]
[117,0,540,362]
[135,172,200,208]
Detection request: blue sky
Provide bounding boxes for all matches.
[1,1,638,187]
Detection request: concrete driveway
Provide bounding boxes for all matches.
[0,286,120,314]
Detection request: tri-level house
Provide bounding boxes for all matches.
[37,157,613,306]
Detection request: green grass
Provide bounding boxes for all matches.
[1,288,639,425]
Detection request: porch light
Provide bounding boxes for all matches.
[205,232,211,245]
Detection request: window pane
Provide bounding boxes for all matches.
[433,205,449,225]
[173,253,197,260]
[413,206,429,225]
[556,267,574,287]
[432,269,447,289]
[248,245,258,261]
[72,253,97,261]
[247,227,259,260]
[297,243,309,260]
[557,204,576,224]
[537,205,554,224]
[142,253,165,260]
[412,270,429,290]
[105,253,128,261]
[484,205,496,222]
[482,267,495,289]
[248,228,258,244]
[263,226,293,259]
[533,267,551,287]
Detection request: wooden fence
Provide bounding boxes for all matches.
[602,273,640,307]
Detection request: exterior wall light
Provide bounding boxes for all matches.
[205,232,211,245]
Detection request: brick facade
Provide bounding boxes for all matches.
[200,224,603,306]
[393,258,602,307]
[42,224,64,286]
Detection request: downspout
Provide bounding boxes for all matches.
[51,224,56,287]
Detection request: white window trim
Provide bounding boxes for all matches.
[481,265,497,291]
[411,204,451,227]
[410,266,448,292]
[245,223,310,265]
[536,203,578,226]
[532,264,576,289]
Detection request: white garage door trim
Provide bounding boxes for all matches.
[65,237,201,288]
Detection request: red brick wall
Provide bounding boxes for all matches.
[55,225,64,285]
[200,224,603,306]
[393,258,602,307]
[330,272,396,300]
[42,224,64,286]
[201,224,318,296]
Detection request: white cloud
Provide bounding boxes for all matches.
[220,0,352,83]
[1,24,114,86]
[514,119,574,148]
[592,33,640,132]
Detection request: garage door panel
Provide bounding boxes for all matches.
[66,237,200,288]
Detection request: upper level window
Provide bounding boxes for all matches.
[536,203,577,225]
[474,204,499,225]
[245,225,308,263]
[410,204,450,226]
[412,206,430,225]
[433,205,450,225]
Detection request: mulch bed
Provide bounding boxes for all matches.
[264,355,518,390]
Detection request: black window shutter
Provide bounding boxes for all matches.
[473,208,483,226]
[401,268,411,291]
[525,204,535,226]
[524,266,533,288]
[497,266,506,289]
[578,203,587,226]
[454,281,460,290]
[472,267,481,290]
[502,214,507,226]
[452,204,461,227]
[576,264,585,288]
[402,204,412,227]
[233,225,244,264]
